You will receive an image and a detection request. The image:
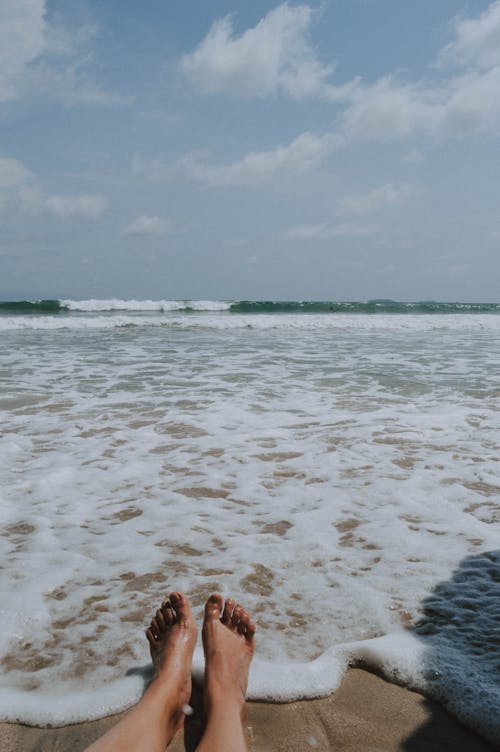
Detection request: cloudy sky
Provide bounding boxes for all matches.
[1,0,500,301]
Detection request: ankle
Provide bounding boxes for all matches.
[148,675,187,711]
[204,679,246,719]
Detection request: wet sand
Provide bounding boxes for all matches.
[1,667,494,751]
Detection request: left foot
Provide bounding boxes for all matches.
[146,591,197,729]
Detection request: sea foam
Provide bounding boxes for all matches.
[61,298,231,312]
[2,310,500,332]
[1,624,500,744]
[1,308,499,741]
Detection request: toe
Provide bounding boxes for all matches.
[239,610,256,641]
[231,603,243,631]
[156,608,166,632]
[170,591,194,625]
[150,616,160,637]
[161,600,175,626]
[204,593,223,622]
[237,609,249,635]
[146,627,157,646]
[221,598,235,625]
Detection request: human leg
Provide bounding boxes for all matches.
[195,594,255,752]
[85,592,197,752]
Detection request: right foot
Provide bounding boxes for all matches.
[202,594,255,717]
[146,591,197,725]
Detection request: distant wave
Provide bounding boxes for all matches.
[229,300,500,314]
[0,299,64,314]
[1,298,500,315]
[61,299,231,312]
[0,299,231,314]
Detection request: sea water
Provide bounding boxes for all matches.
[0,300,499,740]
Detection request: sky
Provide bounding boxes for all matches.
[1,0,500,302]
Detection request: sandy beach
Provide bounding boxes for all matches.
[4,0,500,747]
[1,668,494,752]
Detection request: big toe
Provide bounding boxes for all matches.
[204,593,224,622]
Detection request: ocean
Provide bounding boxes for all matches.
[1,299,499,741]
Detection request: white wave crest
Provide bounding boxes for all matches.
[60,299,231,312]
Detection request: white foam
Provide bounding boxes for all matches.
[3,630,499,743]
[60,298,231,312]
[2,310,500,332]
[0,677,145,727]
[1,312,499,741]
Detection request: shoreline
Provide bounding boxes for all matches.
[1,668,495,752]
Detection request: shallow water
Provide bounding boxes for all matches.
[1,306,499,738]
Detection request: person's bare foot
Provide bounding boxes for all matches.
[201,594,255,719]
[145,591,197,731]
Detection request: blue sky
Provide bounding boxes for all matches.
[1,0,499,301]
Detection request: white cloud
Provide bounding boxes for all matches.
[0,155,35,189]
[0,154,107,219]
[336,63,500,143]
[0,155,40,212]
[124,215,171,236]
[439,66,500,136]
[181,131,335,186]
[0,0,45,102]
[336,77,442,142]
[135,1,500,196]
[282,222,379,240]
[181,1,500,149]
[335,2,500,144]
[181,3,347,100]
[336,184,410,215]
[133,131,336,187]
[0,0,131,106]
[44,194,107,219]
[440,1,500,70]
